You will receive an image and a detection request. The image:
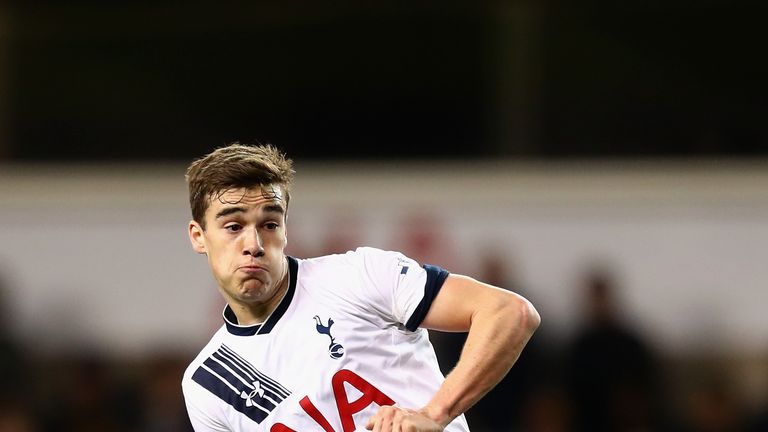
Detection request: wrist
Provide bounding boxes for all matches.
[419,404,452,428]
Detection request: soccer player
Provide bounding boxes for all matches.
[181,143,540,432]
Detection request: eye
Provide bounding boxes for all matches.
[224,223,242,233]
[264,222,280,231]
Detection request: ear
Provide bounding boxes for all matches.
[189,220,207,254]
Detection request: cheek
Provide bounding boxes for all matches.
[206,244,233,271]
[270,231,288,249]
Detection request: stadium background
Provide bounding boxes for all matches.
[0,1,766,431]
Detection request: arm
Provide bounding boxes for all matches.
[420,274,540,426]
[367,273,540,431]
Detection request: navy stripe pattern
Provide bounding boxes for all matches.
[192,344,291,424]
[405,264,450,331]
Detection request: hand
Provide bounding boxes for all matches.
[365,406,444,432]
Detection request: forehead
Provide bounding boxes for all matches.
[207,185,286,213]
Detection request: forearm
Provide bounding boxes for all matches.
[422,295,540,427]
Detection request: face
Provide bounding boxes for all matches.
[189,185,289,316]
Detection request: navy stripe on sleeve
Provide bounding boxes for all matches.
[191,345,292,425]
[405,264,450,331]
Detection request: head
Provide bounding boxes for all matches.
[187,143,295,229]
[186,143,295,316]
[582,265,619,324]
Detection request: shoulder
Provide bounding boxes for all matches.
[300,247,420,287]
[296,248,417,304]
[298,247,408,274]
[350,246,408,261]
[181,329,232,431]
[302,247,412,268]
[182,326,227,385]
[300,246,396,263]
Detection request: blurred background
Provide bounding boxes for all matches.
[0,1,767,431]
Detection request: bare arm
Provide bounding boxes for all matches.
[367,273,540,431]
[419,274,540,426]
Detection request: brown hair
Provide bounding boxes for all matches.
[185,143,295,228]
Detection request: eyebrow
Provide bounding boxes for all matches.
[263,204,286,215]
[215,206,246,219]
[214,204,285,220]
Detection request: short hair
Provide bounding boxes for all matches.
[186,143,295,228]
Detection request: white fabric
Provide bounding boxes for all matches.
[182,247,469,432]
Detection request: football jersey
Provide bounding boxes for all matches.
[182,247,470,432]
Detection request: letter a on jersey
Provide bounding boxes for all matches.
[271,369,395,432]
[333,369,395,432]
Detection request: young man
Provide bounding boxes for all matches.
[182,143,540,432]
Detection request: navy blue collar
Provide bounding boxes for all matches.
[223,256,298,336]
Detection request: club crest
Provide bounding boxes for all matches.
[313,315,345,359]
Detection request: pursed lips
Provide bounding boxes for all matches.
[238,264,267,274]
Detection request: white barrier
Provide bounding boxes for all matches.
[1,160,767,357]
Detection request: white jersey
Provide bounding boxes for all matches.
[182,247,470,432]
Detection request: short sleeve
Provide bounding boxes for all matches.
[356,247,450,331]
[182,377,230,431]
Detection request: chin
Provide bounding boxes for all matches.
[237,281,269,299]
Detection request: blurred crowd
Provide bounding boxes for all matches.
[434,260,768,432]
[1,223,767,432]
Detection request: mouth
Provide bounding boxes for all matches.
[238,265,266,274]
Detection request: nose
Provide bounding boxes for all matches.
[242,228,265,257]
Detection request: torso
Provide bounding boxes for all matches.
[183,249,470,432]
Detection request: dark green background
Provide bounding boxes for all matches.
[4,1,766,160]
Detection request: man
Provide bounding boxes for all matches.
[182,143,540,432]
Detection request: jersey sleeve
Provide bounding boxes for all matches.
[182,377,231,431]
[356,247,450,331]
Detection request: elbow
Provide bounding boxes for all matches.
[517,297,541,335]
